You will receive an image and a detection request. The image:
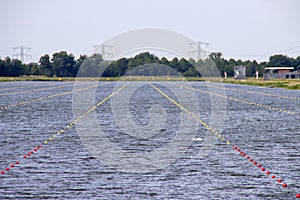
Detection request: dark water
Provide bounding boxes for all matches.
[0,81,299,199]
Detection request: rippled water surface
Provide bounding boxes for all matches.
[0,81,299,199]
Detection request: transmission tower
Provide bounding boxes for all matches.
[12,46,32,62]
[188,41,210,60]
[93,44,113,60]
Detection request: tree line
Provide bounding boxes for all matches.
[0,51,299,77]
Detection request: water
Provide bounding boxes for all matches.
[0,81,299,199]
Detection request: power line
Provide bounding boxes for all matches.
[12,46,32,62]
[220,45,300,58]
[188,41,210,60]
[93,44,113,60]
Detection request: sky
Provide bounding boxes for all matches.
[0,0,299,63]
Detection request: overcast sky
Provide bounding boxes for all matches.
[0,0,299,63]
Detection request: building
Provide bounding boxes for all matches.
[234,65,246,79]
[263,67,300,80]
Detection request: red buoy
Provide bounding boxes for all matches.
[23,155,27,159]
[296,194,300,198]
[27,153,30,156]
[266,171,270,175]
[249,159,253,162]
[246,156,250,159]
[10,164,14,168]
[1,171,4,174]
[257,164,261,168]
[253,161,257,165]
[242,153,246,156]
[16,161,20,164]
[34,148,38,152]
[272,175,276,179]
[5,168,9,171]
[261,167,265,171]
[282,183,287,187]
[278,179,282,183]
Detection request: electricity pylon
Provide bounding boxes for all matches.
[12,46,32,62]
[93,44,113,60]
[188,41,210,60]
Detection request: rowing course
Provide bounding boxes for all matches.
[0,81,299,199]
[0,81,91,96]
[0,82,98,108]
[204,82,300,101]
[189,82,300,115]
[0,81,63,91]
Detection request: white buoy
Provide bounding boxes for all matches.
[192,137,204,141]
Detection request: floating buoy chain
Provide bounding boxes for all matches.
[1,83,128,176]
[0,83,108,110]
[170,83,296,115]
[149,83,299,199]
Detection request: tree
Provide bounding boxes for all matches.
[160,57,170,66]
[39,54,53,77]
[104,58,128,77]
[126,52,159,73]
[169,57,180,72]
[74,54,88,76]
[268,54,297,67]
[52,51,76,77]
[2,57,12,76]
[296,56,300,71]
[209,52,223,75]
[1,50,300,78]
[0,57,25,76]
[244,60,258,77]
[209,52,222,61]
[28,62,40,75]
[78,54,104,77]
[11,59,25,76]
[183,66,199,76]
[0,58,4,76]
[258,61,267,76]
[179,58,192,73]
[225,58,237,76]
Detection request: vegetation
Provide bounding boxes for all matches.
[0,51,300,78]
[222,78,300,90]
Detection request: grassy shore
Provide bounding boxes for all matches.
[222,78,300,90]
[1,76,300,89]
[0,76,209,82]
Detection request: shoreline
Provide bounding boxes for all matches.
[1,76,299,90]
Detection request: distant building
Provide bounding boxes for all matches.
[263,67,300,80]
[234,65,246,79]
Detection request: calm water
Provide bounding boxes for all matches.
[0,81,299,199]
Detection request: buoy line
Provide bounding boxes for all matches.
[0,81,91,96]
[0,82,60,92]
[0,83,109,110]
[170,83,296,115]
[0,83,128,176]
[149,82,299,199]
[200,82,300,101]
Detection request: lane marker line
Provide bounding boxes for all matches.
[149,82,298,198]
[203,83,300,101]
[170,83,296,115]
[0,82,60,92]
[1,83,128,176]
[0,83,109,110]
[0,82,91,96]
